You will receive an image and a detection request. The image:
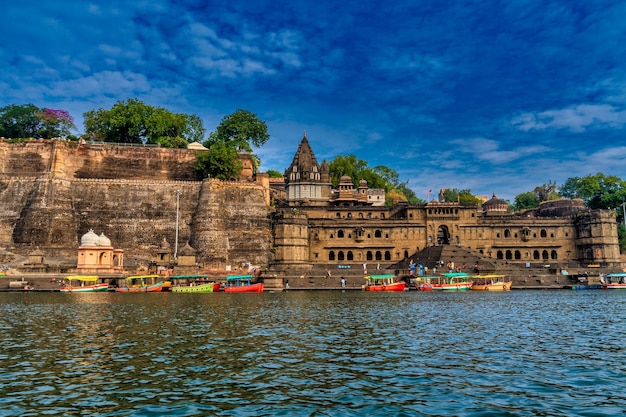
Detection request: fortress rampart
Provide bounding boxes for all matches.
[0,140,272,268]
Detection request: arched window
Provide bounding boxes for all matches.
[504,229,510,238]
[329,251,335,261]
[551,250,558,260]
[542,250,549,260]
[347,251,354,261]
[375,251,382,261]
[533,250,540,260]
[347,213,352,219]
[515,250,521,260]
[329,234,334,239]
[404,250,409,258]
[375,230,382,238]
[506,250,512,260]
[497,250,504,259]
[366,251,373,261]
[385,251,391,260]
[338,251,345,261]
[336,213,341,218]
[540,229,547,238]
[338,230,344,238]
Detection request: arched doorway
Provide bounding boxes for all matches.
[437,225,450,245]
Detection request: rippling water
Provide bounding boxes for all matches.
[0,290,624,416]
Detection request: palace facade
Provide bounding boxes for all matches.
[271,134,621,271]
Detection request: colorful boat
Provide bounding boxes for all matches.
[60,275,110,292]
[224,274,264,293]
[171,275,220,293]
[116,274,171,292]
[471,274,512,291]
[602,272,626,289]
[430,273,474,291]
[363,274,406,292]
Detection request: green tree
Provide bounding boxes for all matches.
[441,188,483,206]
[560,174,626,209]
[329,154,421,205]
[83,99,202,146]
[204,109,269,152]
[0,104,43,138]
[266,169,283,178]
[184,114,206,143]
[533,181,559,202]
[512,191,540,211]
[194,141,243,181]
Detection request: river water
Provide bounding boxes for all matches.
[0,290,624,416]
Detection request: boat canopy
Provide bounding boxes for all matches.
[471,274,505,278]
[443,272,471,277]
[606,272,626,277]
[226,275,252,281]
[171,275,208,279]
[365,274,395,280]
[65,275,99,282]
[125,274,161,280]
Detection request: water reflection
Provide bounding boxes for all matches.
[0,291,624,416]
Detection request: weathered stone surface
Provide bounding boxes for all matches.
[0,141,272,268]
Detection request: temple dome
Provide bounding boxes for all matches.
[97,233,112,247]
[483,193,509,213]
[80,229,100,246]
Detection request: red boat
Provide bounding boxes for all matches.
[224,275,264,293]
[363,274,406,292]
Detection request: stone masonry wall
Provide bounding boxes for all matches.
[0,141,273,268]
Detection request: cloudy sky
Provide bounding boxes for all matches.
[2,0,626,201]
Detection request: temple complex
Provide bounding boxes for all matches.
[269,134,621,281]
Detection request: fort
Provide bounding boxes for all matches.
[0,136,622,290]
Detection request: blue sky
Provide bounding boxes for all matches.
[2,0,626,202]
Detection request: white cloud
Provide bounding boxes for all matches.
[512,104,626,132]
[451,137,551,164]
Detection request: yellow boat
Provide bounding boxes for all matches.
[471,274,512,291]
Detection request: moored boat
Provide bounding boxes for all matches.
[60,275,110,293]
[602,272,626,289]
[471,274,512,291]
[171,275,220,293]
[363,274,406,292]
[224,274,264,293]
[430,273,474,291]
[116,274,171,292]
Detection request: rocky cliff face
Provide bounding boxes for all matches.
[0,141,272,268]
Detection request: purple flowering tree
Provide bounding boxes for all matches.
[37,108,76,138]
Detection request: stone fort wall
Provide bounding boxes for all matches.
[0,140,272,268]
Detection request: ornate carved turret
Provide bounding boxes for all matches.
[284,132,332,205]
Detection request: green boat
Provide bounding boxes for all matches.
[170,275,221,293]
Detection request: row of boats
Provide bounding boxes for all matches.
[363,273,513,292]
[59,271,626,293]
[364,272,626,292]
[59,274,264,293]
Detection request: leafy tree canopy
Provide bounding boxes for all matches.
[510,181,560,211]
[441,188,483,206]
[204,109,269,153]
[559,173,626,210]
[0,104,76,139]
[512,191,540,211]
[83,98,203,147]
[194,141,243,181]
[266,169,283,178]
[328,154,423,204]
